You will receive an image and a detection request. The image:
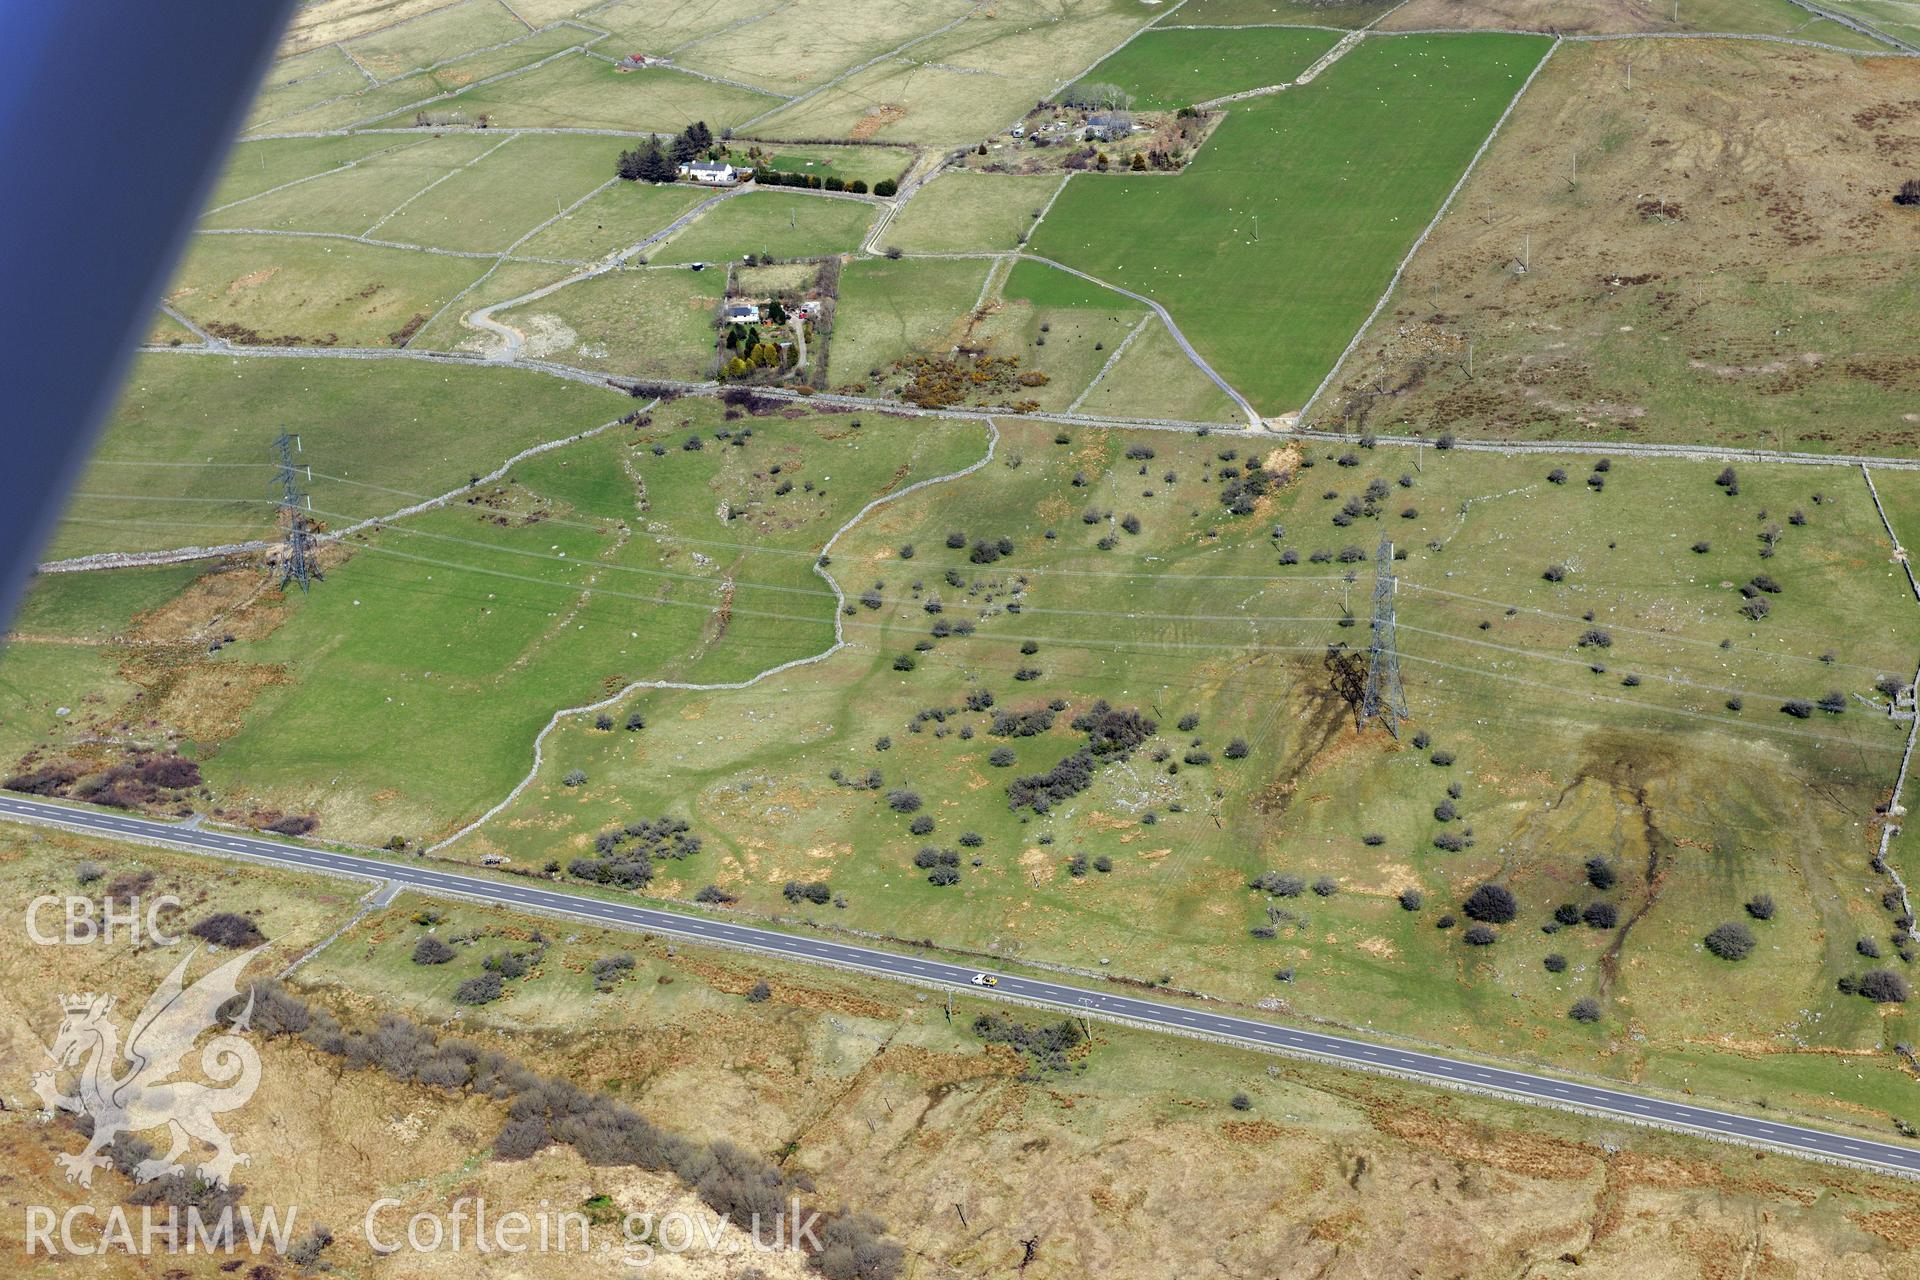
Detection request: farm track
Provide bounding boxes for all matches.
[49,331,1920,578]
[462,187,750,360]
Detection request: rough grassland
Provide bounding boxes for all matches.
[751,0,1157,145]
[252,25,594,133]
[143,310,198,346]
[1380,0,1893,48]
[672,0,970,94]
[430,53,777,133]
[963,259,1149,411]
[1033,33,1553,415]
[48,355,626,559]
[592,0,787,53]
[1324,40,1920,454]
[830,256,995,385]
[1070,24,1345,108]
[205,134,445,212]
[276,0,495,56]
[373,133,620,253]
[648,190,878,265]
[241,46,371,132]
[163,232,489,349]
[201,405,989,839]
[495,266,727,378]
[280,877,1920,1279]
[456,424,1920,1132]
[13,833,1919,1280]
[408,257,582,351]
[512,180,714,262]
[883,171,1065,253]
[340,0,527,80]
[200,133,503,236]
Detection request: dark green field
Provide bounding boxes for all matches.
[1033,33,1551,415]
[1071,25,1343,108]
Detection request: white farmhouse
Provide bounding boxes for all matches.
[679,161,739,186]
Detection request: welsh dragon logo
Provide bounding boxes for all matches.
[32,947,264,1188]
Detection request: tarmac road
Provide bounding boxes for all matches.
[4,791,1916,1179]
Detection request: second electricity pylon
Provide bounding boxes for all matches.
[1360,537,1408,737]
[271,429,321,594]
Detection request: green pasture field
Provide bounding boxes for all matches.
[649,191,877,265]
[513,181,716,262]
[750,143,916,189]
[440,424,1920,1131]
[965,259,1148,411]
[751,0,1156,144]
[428,53,778,133]
[494,266,727,379]
[1162,0,1399,26]
[201,133,503,236]
[1866,467,1920,561]
[1031,32,1552,415]
[0,567,212,768]
[673,0,967,94]
[163,232,490,349]
[254,24,595,133]
[1815,0,1920,44]
[883,172,1063,253]
[341,0,530,81]
[1069,25,1344,107]
[48,355,626,560]
[1072,316,1245,422]
[0,645,138,781]
[9,565,210,639]
[199,405,989,840]
[829,257,995,386]
[374,133,621,253]
[206,135,438,213]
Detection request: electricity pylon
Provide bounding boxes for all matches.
[1360,537,1408,736]
[271,429,320,593]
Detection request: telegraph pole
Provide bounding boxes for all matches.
[1360,537,1409,737]
[271,429,321,593]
